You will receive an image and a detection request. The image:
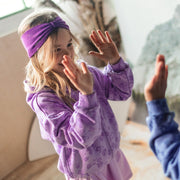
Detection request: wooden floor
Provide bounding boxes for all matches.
[4,121,170,180]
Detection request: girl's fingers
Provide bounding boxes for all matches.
[155,55,165,78]
[92,30,102,43]
[62,56,77,79]
[155,54,165,75]
[165,65,168,81]
[105,31,113,43]
[62,63,75,79]
[89,30,112,48]
[89,51,103,59]
[89,34,99,48]
[97,30,107,43]
[63,68,76,82]
[157,62,165,82]
[90,30,104,46]
[63,55,77,70]
[81,62,88,74]
[165,65,168,87]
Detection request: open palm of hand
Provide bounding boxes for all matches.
[89,30,120,64]
[62,55,93,95]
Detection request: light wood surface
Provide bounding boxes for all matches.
[121,121,169,180]
[4,121,170,180]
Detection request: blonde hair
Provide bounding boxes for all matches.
[18,9,79,107]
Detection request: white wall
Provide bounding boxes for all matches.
[112,0,180,64]
[0,9,33,37]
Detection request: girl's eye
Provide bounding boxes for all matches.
[55,48,61,52]
[67,43,72,47]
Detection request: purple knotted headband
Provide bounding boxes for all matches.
[21,17,70,58]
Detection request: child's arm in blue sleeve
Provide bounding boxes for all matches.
[146,99,180,180]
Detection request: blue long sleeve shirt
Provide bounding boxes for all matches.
[146,99,180,180]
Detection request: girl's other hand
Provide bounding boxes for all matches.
[62,55,94,95]
[144,54,168,102]
[89,30,120,65]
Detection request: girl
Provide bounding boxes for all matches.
[19,9,133,180]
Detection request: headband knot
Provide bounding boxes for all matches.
[21,16,70,58]
[50,21,56,28]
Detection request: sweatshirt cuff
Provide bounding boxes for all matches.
[146,98,169,116]
[77,92,98,109]
[106,57,129,73]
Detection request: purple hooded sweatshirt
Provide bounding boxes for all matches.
[25,58,134,179]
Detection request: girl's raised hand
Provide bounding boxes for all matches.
[62,55,93,95]
[89,30,120,65]
[144,54,168,102]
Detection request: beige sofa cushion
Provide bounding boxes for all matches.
[0,32,34,179]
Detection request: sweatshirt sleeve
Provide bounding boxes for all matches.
[102,57,134,101]
[146,99,180,180]
[32,91,102,150]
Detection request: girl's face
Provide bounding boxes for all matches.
[52,28,75,77]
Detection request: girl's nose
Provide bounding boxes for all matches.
[62,49,70,56]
